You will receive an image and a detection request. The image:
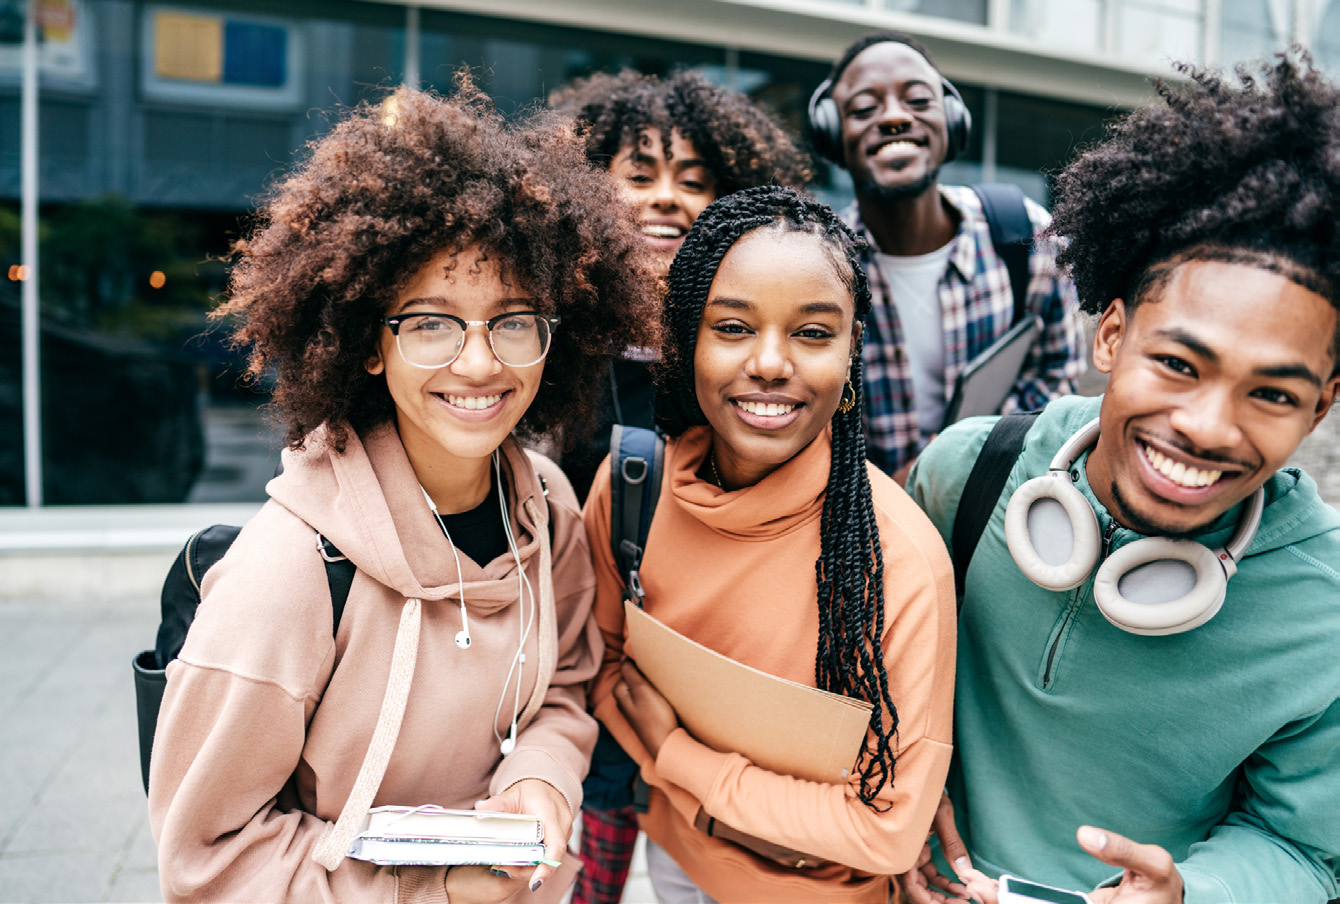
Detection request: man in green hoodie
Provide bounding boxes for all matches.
[902,54,1340,904]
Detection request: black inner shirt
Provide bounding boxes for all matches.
[435,478,510,567]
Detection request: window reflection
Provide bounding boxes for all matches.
[1313,1,1340,73]
[1011,0,1104,53]
[1221,0,1290,65]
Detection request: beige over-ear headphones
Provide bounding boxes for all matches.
[1004,418,1264,636]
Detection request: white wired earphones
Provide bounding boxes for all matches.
[420,485,473,650]
[492,449,535,757]
[420,449,535,757]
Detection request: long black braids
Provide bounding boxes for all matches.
[654,185,899,809]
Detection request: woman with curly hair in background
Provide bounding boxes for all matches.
[147,82,660,904]
[548,70,812,904]
[549,68,813,499]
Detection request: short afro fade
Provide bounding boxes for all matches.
[1050,52,1340,340]
[548,69,812,196]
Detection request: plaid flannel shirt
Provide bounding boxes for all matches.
[846,185,1085,475]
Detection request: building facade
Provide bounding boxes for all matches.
[0,0,1321,505]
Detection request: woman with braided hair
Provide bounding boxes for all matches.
[550,69,813,904]
[583,185,956,903]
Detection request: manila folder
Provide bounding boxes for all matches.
[624,600,872,785]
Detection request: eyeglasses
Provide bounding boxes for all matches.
[381,311,561,369]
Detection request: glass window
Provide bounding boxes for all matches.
[0,0,408,505]
[1220,0,1291,66]
[885,0,988,25]
[1312,1,1340,74]
[1011,0,1104,54]
[1116,0,1204,66]
[995,90,1115,204]
[418,9,723,116]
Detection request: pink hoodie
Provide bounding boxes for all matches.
[149,424,600,903]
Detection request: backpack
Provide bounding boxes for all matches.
[131,525,355,793]
[581,424,666,812]
[949,411,1040,602]
[970,183,1035,328]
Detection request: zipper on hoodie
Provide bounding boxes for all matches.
[1040,587,1081,690]
[1040,520,1117,690]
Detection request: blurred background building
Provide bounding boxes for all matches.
[0,0,1321,507]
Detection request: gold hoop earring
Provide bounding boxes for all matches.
[837,380,856,415]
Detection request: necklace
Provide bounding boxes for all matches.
[707,451,724,489]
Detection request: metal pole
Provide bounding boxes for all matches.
[21,0,43,508]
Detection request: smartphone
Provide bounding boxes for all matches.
[998,875,1095,904]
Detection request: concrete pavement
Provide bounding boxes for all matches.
[0,594,161,902]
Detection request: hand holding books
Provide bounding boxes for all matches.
[475,777,572,894]
[345,779,569,894]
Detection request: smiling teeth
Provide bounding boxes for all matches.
[642,224,684,238]
[1143,443,1222,488]
[446,393,502,410]
[738,401,796,417]
[875,140,918,158]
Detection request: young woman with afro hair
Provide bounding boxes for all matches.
[147,82,661,904]
[583,185,956,904]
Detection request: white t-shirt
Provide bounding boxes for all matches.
[874,244,953,440]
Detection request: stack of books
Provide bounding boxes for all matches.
[345,805,548,867]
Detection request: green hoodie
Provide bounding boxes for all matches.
[907,393,1340,903]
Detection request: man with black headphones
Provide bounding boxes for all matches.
[810,31,1085,482]
[902,54,1340,904]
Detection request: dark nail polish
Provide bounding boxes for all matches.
[530,879,544,892]
[490,868,511,878]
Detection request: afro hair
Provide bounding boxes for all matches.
[1050,52,1340,336]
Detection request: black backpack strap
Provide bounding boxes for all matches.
[972,183,1034,326]
[316,533,355,633]
[950,412,1040,605]
[609,424,665,607]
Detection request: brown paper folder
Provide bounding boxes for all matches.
[624,600,872,785]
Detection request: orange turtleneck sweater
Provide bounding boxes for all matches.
[583,426,956,904]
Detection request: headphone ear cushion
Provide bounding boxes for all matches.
[1005,475,1100,591]
[807,79,845,166]
[940,78,971,164]
[1093,539,1227,636]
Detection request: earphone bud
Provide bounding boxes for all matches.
[423,485,474,654]
[1004,417,1264,636]
[422,453,536,758]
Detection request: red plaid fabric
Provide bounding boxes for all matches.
[572,805,639,904]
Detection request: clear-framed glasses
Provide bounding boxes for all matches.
[381,311,561,369]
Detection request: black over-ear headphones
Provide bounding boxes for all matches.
[807,64,971,168]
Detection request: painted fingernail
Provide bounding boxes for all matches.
[954,857,971,873]
[490,868,510,878]
[530,879,544,892]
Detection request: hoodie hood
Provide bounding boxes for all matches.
[669,424,832,541]
[267,423,549,612]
